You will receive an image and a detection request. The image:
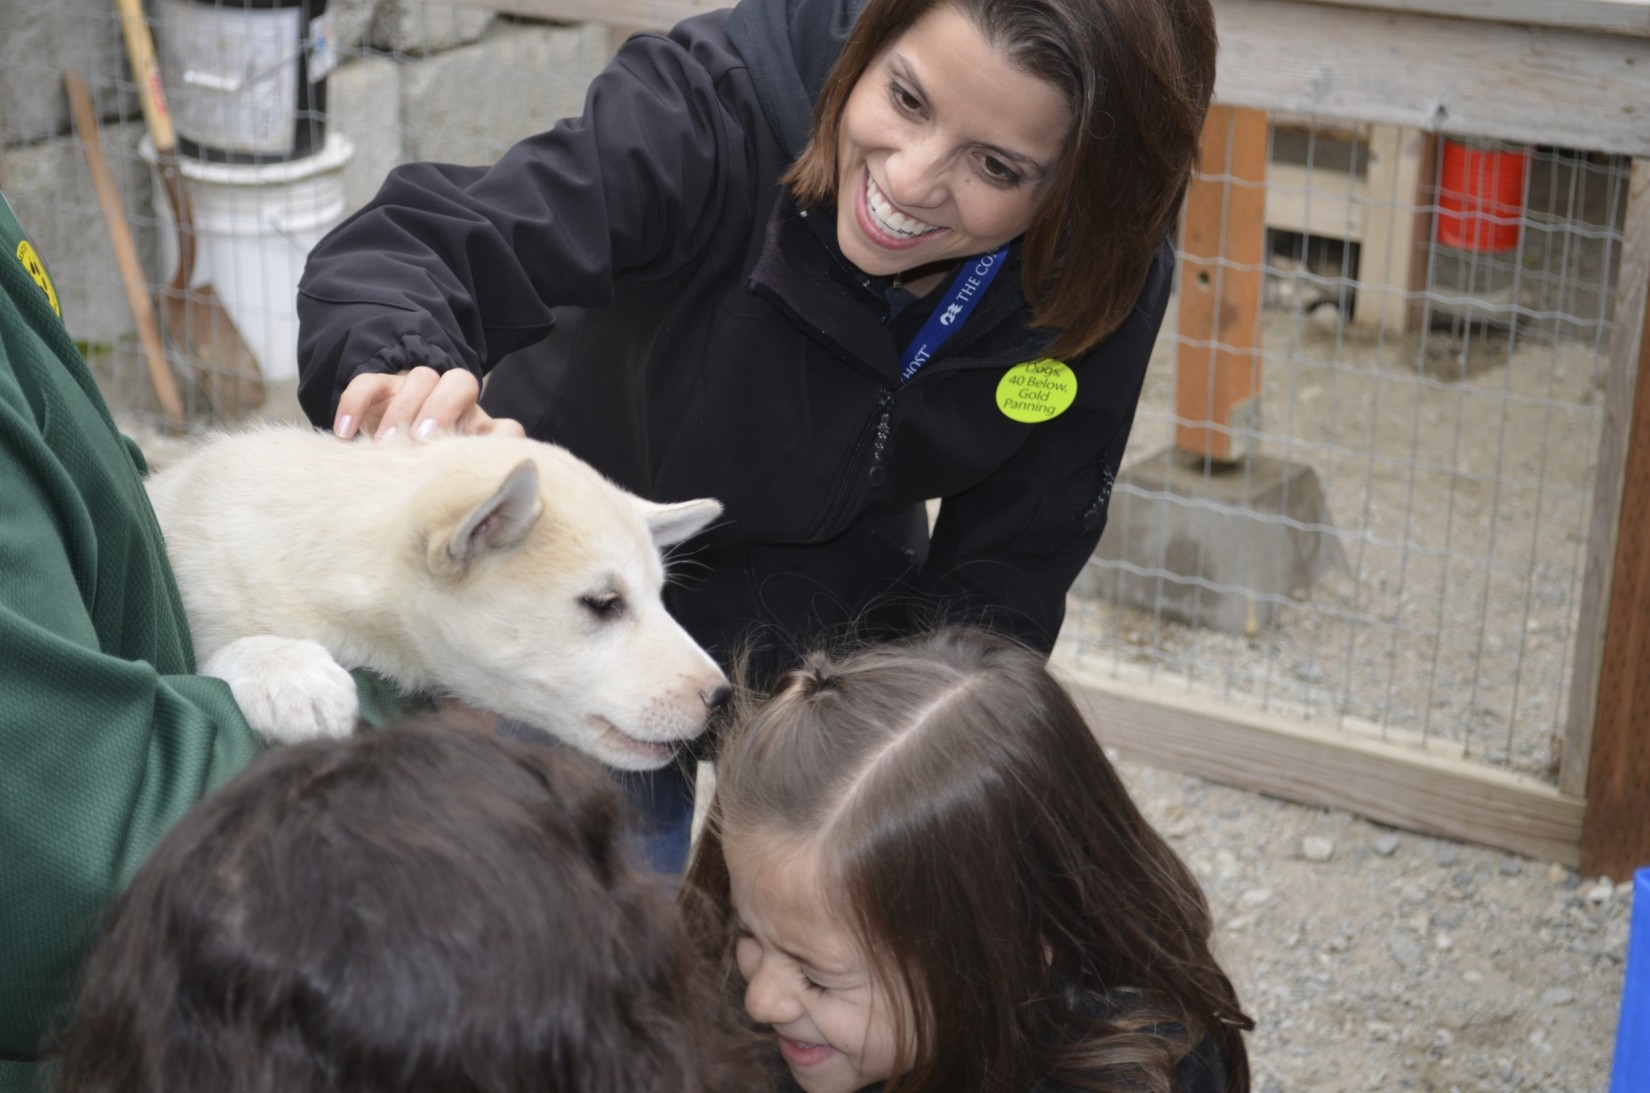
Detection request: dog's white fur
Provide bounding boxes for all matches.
[146,426,726,770]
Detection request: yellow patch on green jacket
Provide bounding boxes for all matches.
[15,240,60,317]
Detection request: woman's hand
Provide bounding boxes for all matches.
[332,366,526,441]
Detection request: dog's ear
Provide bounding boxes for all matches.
[639,497,722,549]
[442,460,544,575]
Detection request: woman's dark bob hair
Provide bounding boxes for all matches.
[56,721,769,1093]
[784,0,1217,360]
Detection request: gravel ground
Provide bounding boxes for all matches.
[1111,754,1634,1093]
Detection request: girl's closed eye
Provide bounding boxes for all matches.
[800,969,830,993]
[888,81,923,115]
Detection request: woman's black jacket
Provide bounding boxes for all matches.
[294,0,1170,671]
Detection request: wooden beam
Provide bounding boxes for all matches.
[65,72,188,432]
[1352,126,1431,333]
[1579,182,1650,879]
[1567,160,1650,801]
[453,0,1650,36]
[1264,160,1365,243]
[1176,105,1268,463]
[1213,0,1650,158]
[1290,0,1650,37]
[456,0,1650,158]
[1058,667,1587,866]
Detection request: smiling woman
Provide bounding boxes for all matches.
[295,0,1216,872]
[827,5,1071,294]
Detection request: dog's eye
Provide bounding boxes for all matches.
[581,593,623,618]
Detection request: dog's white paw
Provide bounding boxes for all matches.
[202,636,359,745]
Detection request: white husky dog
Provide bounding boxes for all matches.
[146,426,727,771]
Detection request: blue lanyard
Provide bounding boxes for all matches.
[899,245,1009,383]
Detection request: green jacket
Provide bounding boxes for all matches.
[0,195,262,1091]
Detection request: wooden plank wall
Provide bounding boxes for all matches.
[1296,0,1650,36]
[462,0,1650,157]
[1214,1,1650,157]
[460,0,1650,36]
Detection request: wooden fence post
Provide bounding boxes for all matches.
[1580,252,1650,880]
[1176,105,1269,463]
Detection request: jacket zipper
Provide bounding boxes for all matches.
[810,385,896,542]
[866,388,894,488]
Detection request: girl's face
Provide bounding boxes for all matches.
[834,3,1070,286]
[727,831,906,1093]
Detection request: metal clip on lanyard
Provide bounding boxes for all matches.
[898,245,1009,383]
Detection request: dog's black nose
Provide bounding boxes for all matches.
[702,683,732,710]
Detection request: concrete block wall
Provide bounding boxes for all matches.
[357,0,497,54]
[0,0,138,145]
[0,1,608,387]
[328,19,608,234]
[397,21,608,164]
[6,119,157,349]
[327,55,406,212]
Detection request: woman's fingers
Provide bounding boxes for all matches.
[405,368,484,439]
[371,366,443,441]
[332,367,524,440]
[332,372,406,439]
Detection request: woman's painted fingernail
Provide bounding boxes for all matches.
[334,414,354,438]
[376,426,398,444]
[414,417,437,440]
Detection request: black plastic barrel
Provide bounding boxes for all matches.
[158,0,331,164]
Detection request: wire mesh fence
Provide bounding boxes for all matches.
[1064,118,1628,789]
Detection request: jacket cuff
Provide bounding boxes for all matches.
[353,332,462,381]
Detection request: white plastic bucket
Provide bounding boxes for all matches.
[142,132,353,382]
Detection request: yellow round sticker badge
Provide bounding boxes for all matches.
[995,359,1076,423]
[16,240,60,317]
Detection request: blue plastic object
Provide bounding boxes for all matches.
[1611,868,1650,1092]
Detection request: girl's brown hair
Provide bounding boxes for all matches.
[783,0,1216,361]
[684,628,1251,1093]
[57,722,771,1093]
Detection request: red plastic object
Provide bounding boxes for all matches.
[1436,139,1528,254]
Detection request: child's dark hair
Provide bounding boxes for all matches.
[57,721,770,1093]
[684,627,1252,1093]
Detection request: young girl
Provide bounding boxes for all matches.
[54,720,771,1093]
[683,628,1252,1092]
